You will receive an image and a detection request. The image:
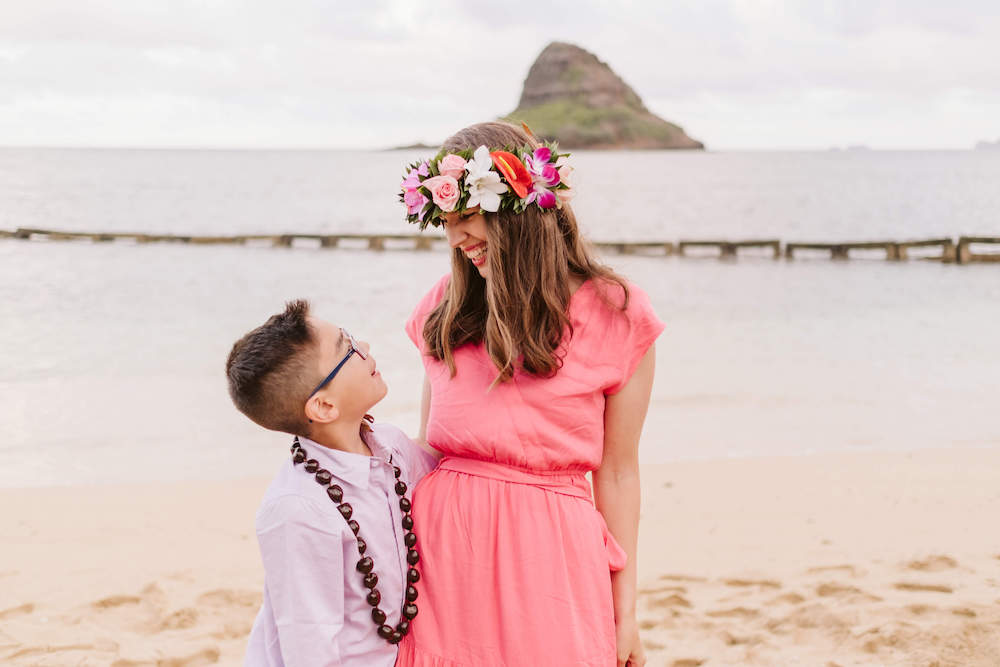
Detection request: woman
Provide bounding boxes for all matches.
[397,122,663,666]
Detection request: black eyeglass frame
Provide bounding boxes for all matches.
[307,329,367,398]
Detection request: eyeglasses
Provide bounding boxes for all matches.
[307,329,367,398]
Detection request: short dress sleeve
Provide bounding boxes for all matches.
[405,274,451,352]
[604,282,665,395]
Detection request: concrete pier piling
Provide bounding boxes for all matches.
[3,228,996,264]
[957,237,1000,264]
[679,240,781,259]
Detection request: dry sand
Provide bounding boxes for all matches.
[2,447,999,666]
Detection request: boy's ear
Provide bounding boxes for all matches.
[305,393,340,425]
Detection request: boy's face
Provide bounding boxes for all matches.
[308,317,387,418]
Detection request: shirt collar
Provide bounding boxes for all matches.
[297,428,392,491]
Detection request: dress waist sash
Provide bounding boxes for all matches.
[436,456,593,502]
[434,456,628,571]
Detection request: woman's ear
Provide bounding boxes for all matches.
[305,393,340,425]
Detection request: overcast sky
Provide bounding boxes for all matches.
[1,0,998,149]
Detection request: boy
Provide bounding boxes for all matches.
[226,300,438,666]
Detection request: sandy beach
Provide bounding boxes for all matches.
[2,446,999,666]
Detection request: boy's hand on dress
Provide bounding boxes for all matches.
[616,614,646,667]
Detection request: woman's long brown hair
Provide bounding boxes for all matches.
[423,121,629,384]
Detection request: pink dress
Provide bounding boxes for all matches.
[397,276,664,667]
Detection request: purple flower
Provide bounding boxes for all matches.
[402,170,420,191]
[523,149,561,190]
[404,188,429,217]
[539,163,560,187]
[402,161,428,190]
[401,162,431,219]
[528,187,557,209]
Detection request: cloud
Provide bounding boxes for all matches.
[0,0,998,148]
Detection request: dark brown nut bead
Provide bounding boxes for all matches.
[338,503,353,520]
[402,603,418,620]
[372,608,386,625]
[377,624,394,640]
[394,481,407,496]
[399,497,411,512]
[356,538,367,555]
[363,572,379,589]
[405,585,418,602]
[304,459,319,473]
[290,441,301,453]
[356,557,374,574]
[401,515,414,530]
[315,469,332,485]
[326,485,343,503]
[406,549,420,566]
[348,520,360,535]
[389,630,403,644]
[404,532,417,548]
[293,450,307,464]
[366,589,381,606]
[393,466,402,479]
[407,568,420,584]
[396,619,410,636]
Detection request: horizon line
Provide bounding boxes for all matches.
[0,144,993,152]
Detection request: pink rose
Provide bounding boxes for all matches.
[437,154,467,180]
[422,175,460,212]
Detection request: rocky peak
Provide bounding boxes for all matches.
[517,42,646,111]
[507,42,703,150]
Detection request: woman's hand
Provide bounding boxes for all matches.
[615,613,647,667]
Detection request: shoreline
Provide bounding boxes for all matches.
[3,447,999,665]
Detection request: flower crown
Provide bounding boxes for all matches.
[399,142,575,229]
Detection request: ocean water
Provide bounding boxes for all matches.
[1,149,998,487]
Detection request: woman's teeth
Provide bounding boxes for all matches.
[466,244,487,267]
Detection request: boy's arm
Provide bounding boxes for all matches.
[256,496,347,667]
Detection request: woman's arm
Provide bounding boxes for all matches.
[593,345,656,667]
[418,373,431,442]
[415,373,441,459]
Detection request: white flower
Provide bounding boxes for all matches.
[464,145,508,212]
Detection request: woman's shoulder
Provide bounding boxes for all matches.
[580,278,664,394]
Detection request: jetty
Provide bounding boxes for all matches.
[786,240,941,262]
[3,228,999,264]
[678,240,781,259]
[958,236,1000,264]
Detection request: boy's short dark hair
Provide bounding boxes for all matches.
[226,300,318,436]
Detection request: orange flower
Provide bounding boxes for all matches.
[490,151,532,199]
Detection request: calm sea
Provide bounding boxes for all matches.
[1,148,998,487]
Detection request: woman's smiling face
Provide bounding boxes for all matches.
[441,206,490,277]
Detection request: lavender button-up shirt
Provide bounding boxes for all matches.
[245,423,438,667]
